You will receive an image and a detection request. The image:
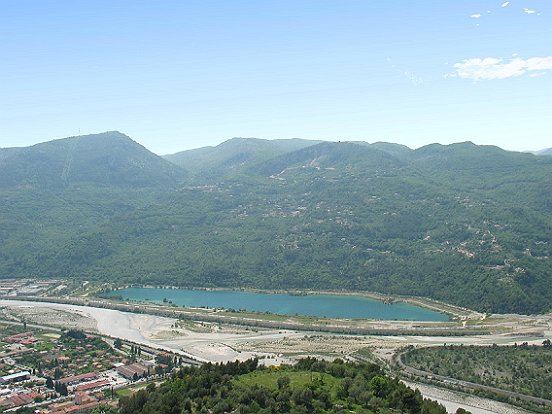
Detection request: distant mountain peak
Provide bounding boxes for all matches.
[164,137,324,181]
[0,131,186,188]
[535,147,552,156]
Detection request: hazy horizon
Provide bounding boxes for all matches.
[1,130,549,156]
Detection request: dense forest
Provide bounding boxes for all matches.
[403,342,552,412]
[1,132,551,314]
[118,358,462,414]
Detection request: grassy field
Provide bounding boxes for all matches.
[235,369,341,396]
[115,388,134,398]
[116,384,145,398]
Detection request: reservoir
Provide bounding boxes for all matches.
[107,288,448,321]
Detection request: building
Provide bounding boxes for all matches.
[0,371,31,384]
[74,391,96,406]
[4,332,33,343]
[49,392,100,414]
[116,362,150,379]
[58,372,98,386]
[75,379,110,392]
[0,392,39,409]
[57,356,71,364]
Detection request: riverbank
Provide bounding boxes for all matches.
[1,294,517,337]
[1,298,548,414]
[4,293,550,339]
[0,299,287,363]
[1,298,549,359]
[401,380,530,414]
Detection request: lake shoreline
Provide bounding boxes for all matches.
[103,284,478,320]
[104,286,449,322]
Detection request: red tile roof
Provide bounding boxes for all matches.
[75,379,110,391]
[59,372,97,385]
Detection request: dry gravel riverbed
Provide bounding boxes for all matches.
[0,299,548,414]
[402,380,531,414]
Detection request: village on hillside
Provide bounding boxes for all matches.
[0,322,186,413]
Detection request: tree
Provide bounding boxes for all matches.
[45,377,54,389]
[91,405,118,414]
[114,338,123,349]
[368,375,388,398]
[64,329,86,340]
[277,375,290,390]
[55,382,68,396]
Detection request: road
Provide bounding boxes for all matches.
[395,351,552,408]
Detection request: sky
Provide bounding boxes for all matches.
[1,1,551,155]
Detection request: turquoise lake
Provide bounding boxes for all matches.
[108,288,448,321]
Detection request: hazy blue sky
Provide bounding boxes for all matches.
[1,1,550,154]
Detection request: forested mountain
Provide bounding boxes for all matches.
[0,131,186,188]
[1,133,551,314]
[164,137,322,180]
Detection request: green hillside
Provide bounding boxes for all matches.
[118,358,452,414]
[1,133,551,314]
[0,131,186,188]
[164,137,321,181]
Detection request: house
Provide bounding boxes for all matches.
[49,393,99,414]
[4,332,33,343]
[0,391,39,408]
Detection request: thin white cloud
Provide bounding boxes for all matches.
[403,71,423,86]
[471,13,481,18]
[386,57,423,86]
[524,57,552,70]
[501,1,510,7]
[451,56,552,80]
[523,8,536,14]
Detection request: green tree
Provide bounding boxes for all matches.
[277,375,290,390]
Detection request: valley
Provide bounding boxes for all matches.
[1,133,551,413]
[0,290,550,413]
[3,1,552,411]
[1,133,551,315]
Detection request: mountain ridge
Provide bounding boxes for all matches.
[1,132,551,314]
[535,148,552,156]
[163,137,324,181]
[0,131,186,188]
